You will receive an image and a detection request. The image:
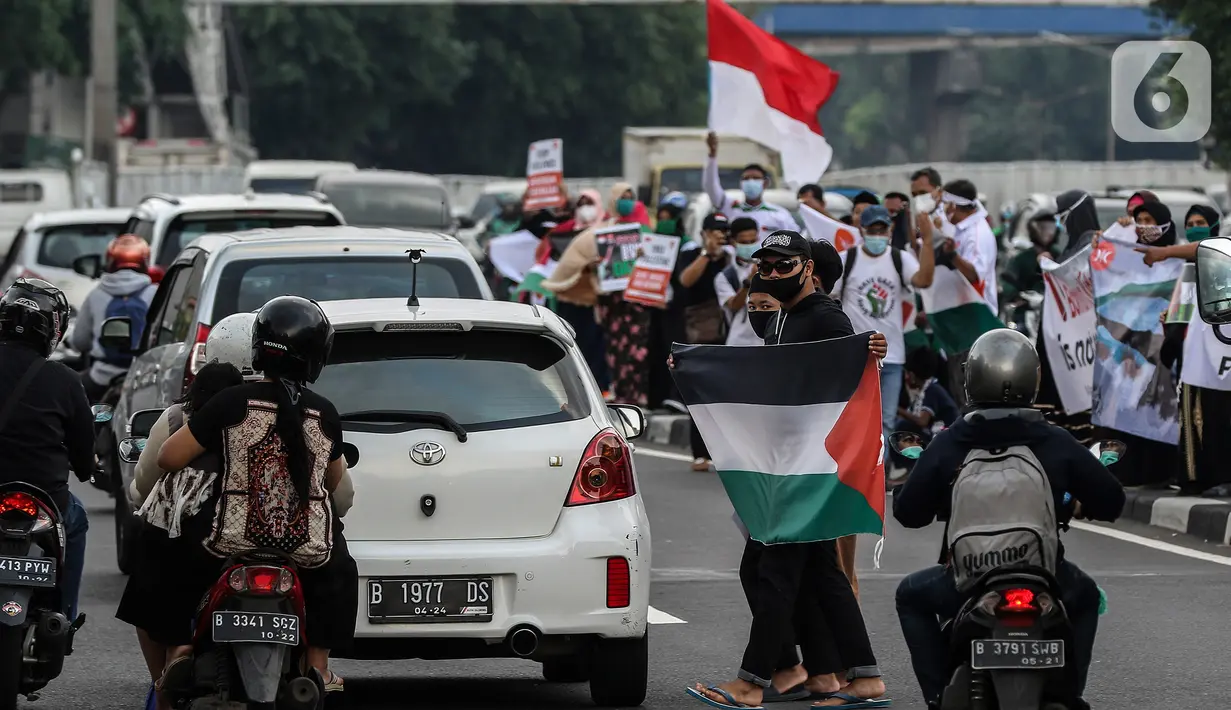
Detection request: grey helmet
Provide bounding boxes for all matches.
[964,328,1041,407]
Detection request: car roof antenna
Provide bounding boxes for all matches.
[406,248,425,308]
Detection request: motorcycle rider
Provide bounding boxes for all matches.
[892,329,1126,710]
[70,234,157,402]
[0,278,93,623]
[156,296,356,693]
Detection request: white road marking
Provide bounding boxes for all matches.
[635,446,698,463]
[1070,521,1231,567]
[648,606,687,624]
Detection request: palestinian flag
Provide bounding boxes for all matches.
[670,334,885,544]
[515,234,558,305]
[920,267,1003,355]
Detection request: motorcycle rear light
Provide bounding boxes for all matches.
[245,566,286,595]
[0,493,52,533]
[565,429,635,506]
[1000,588,1037,612]
[228,567,247,592]
[606,557,630,608]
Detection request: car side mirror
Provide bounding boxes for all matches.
[608,404,646,441]
[118,437,146,464]
[72,254,103,279]
[99,316,135,354]
[127,408,165,438]
[1196,238,1231,341]
[342,442,360,468]
[889,431,925,459]
[91,404,114,425]
[456,216,477,230]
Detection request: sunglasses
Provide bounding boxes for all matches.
[756,259,803,276]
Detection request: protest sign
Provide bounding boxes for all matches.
[624,234,681,308]
[1041,245,1096,414]
[487,230,539,283]
[595,224,642,292]
[1090,237,1183,444]
[524,139,564,211]
[1165,262,1197,324]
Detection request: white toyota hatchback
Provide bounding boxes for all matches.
[312,298,652,707]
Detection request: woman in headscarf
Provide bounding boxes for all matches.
[1091,199,1182,487]
[1137,204,1220,266]
[1126,190,1160,216]
[543,183,652,405]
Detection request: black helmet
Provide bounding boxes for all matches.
[964,328,1040,407]
[250,296,334,383]
[0,278,70,357]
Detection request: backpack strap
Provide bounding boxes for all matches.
[840,247,858,300]
[722,265,741,294]
[892,248,906,289]
[0,359,46,435]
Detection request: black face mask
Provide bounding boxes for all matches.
[759,271,808,304]
[748,310,776,339]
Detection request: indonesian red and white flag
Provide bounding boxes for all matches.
[707,0,839,187]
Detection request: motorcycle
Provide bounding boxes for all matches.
[89,372,128,496]
[1002,291,1044,342]
[0,400,106,709]
[116,434,361,709]
[889,430,1125,710]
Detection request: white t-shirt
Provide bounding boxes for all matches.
[952,212,999,315]
[833,247,921,365]
[714,261,761,346]
[1181,316,1231,391]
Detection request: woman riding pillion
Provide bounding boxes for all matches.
[156,297,359,693]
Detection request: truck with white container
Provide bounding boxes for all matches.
[622,127,780,209]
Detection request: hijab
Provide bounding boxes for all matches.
[1055,190,1100,259]
[1184,204,1221,238]
[1131,201,1176,247]
[607,182,651,227]
[1126,190,1160,214]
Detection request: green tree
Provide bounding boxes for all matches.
[0,0,78,116]
[1152,0,1228,166]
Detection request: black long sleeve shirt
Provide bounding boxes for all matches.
[0,342,95,513]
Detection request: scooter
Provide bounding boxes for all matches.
[889,431,1125,710]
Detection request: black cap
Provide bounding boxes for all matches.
[702,213,730,232]
[751,230,812,260]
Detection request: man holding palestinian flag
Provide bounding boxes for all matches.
[674,231,892,710]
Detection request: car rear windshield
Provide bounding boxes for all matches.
[321,183,452,230]
[248,178,318,195]
[157,211,342,266]
[315,330,591,432]
[211,256,483,319]
[36,223,126,268]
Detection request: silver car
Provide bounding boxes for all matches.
[101,225,493,573]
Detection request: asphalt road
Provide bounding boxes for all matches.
[44,446,1231,709]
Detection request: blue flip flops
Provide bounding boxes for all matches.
[811,692,893,708]
[144,683,157,710]
[685,685,766,709]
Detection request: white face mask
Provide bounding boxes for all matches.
[913,193,936,215]
[576,205,599,224]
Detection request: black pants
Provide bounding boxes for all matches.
[689,419,709,460]
[555,302,609,391]
[738,540,877,685]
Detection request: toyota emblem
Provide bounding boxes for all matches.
[410,441,446,466]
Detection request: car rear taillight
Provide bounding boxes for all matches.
[565,429,635,506]
[1000,588,1037,613]
[228,565,295,595]
[0,492,53,532]
[606,557,630,608]
[184,323,212,388]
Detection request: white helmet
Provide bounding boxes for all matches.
[199,312,258,375]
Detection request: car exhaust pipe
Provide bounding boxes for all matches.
[508,627,540,657]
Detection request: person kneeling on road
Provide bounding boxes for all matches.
[891,328,1126,710]
[0,278,92,624]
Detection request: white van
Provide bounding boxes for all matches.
[242,160,358,195]
[0,169,75,254]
